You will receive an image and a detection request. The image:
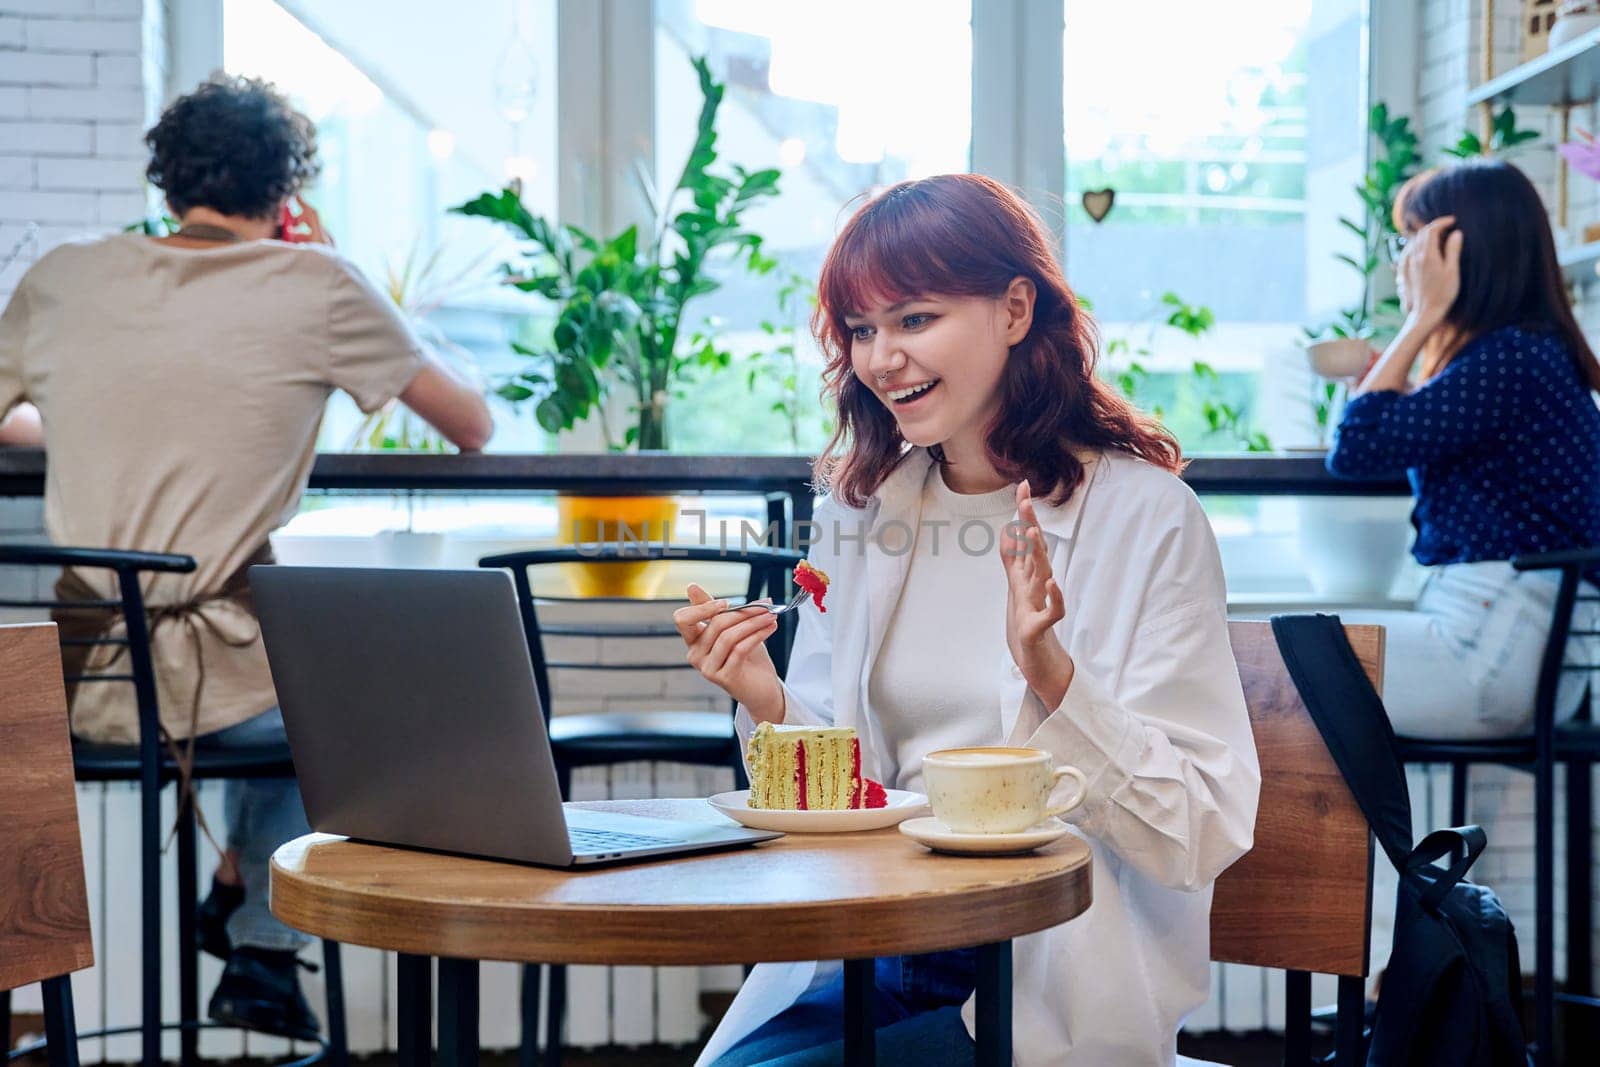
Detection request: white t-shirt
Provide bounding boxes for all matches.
[867,461,1017,792]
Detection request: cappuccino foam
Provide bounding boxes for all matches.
[929,750,1041,766]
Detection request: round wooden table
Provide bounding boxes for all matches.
[271,798,1093,1067]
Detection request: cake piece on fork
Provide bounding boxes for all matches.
[793,559,830,612]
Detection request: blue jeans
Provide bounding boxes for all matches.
[711,950,978,1066]
[193,707,311,952]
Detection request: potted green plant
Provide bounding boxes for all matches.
[346,237,493,454]
[1101,291,1272,453]
[452,55,781,594]
[1302,103,1421,403]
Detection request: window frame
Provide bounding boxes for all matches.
[171,0,1411,269]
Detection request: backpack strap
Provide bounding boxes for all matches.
[1270,613,1415,870]
[1406,826,1488,912]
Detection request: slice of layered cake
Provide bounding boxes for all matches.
[746,721,888,809]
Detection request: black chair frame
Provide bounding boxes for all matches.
[1392,547,1600,1067]
[0,545,347,1067]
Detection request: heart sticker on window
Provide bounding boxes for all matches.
[1081,188,1115,223]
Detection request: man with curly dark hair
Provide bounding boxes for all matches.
[145,73,323,222]
[0,74,493,1040]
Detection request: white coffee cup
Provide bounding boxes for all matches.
[922,747,1088,835]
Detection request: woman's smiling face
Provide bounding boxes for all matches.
[844,280,1034,457]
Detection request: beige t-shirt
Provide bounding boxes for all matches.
[0,234,427,742]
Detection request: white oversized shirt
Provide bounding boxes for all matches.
[697,446,1261,1067]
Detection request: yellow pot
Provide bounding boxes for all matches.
[556,495,681,598]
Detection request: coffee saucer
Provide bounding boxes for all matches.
[898,816,1071,855]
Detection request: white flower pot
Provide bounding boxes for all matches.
[1306,337,1373,380]
[1295,496,1414,599]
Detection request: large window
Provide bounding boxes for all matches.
[1063,0,1367,454]
[207,0,1368,460]
[652,0,972,454]
[223,0,558,450]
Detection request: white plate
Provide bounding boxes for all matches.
[898,815,1070,855]
[707,789,928,833]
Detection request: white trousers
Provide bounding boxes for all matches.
[1340,560,1596,740]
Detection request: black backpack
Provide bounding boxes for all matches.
[1271,614,1530,1066]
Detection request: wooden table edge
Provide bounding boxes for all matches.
[270,833,1093,966]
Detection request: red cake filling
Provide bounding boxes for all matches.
[850,739,888,809]
[795,739,809,811]
[794,560,830,613]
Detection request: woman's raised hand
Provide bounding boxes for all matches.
[1402,215,1461,328]
[673,583,785,723]
[1001,480,1075,710]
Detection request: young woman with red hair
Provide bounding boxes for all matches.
[675,174,1260,1066]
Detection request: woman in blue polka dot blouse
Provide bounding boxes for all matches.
[1327,159,1600,739]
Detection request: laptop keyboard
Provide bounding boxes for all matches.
[568,826,681,853]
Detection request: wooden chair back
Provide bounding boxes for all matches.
[1211,621,1385,978]
[0,623,93,991]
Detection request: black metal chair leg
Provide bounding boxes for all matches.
[519,964,541,1067]
[1535,744,1556,1067]
[1567,759,1595,1054]
[545,965,565,1067]
[1284,970,1311,1066]
[41,976,79,1067]
[1567,761,1593,998]
[176,800,199,1067]
[437,958,479,1067]
[3,988,11,1056]
[397,954,432,1067]
[842,958,875,1067]
[140,776,161,1067]
[322,939,349,1067]
[1334,975,1365,1066]
[976,941,1013,1067]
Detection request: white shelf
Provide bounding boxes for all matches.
[1467,26,1600,108]
[1560,240,1600,287]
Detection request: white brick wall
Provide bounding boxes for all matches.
[1420,0,1600,993]
[0,0,162,302]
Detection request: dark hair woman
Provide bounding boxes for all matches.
[674,174,1260,1066]
[1328,159,1600,742]
[0,74,492,1040]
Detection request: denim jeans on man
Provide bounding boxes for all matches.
[193,706,311,952]
[710,948,977,1066]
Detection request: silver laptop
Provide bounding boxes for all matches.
[251,565,780,866]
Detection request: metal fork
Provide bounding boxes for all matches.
[712,589,812,617]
